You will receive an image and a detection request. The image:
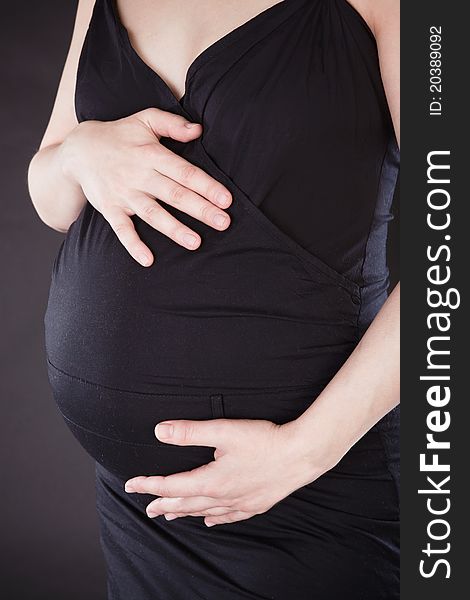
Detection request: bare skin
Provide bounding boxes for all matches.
[29,0,400,526]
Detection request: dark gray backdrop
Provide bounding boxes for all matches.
[1,2,106,599]
[0,2,399,599]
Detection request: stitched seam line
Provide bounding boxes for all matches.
[59,411,182,449]
[210,394,226,418]
[354,142,390,339]
[375,422,400,507]
[48,358,208,399]
[47,358,325,397]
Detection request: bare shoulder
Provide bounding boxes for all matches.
[344,0,399,39]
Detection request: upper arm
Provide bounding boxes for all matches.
[39,0,96,149]
[347,0,400,148]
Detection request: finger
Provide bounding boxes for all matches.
[146,495,230,518]
[158,507,233,520]
[131,194,202,250]
[125,463,215,498]
[153,146,232,209]
[138,107,203,143]
[204,511,254,527]
[104,205,154,266]
[180,507,232,517]
[143,172,230,230]
[154,419,230,448]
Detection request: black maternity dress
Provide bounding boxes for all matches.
[44,0,400,598]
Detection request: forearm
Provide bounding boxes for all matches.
[293,282,400,473]
[28,138,86,232]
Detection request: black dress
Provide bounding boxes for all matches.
[44,0,400,598]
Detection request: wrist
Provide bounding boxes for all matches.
[58,120,96,186]
[281,415,349,483]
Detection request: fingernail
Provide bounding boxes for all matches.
[140,254,152,266]
[216,192,231,207]
[183,233,199,249]
[213,213,228,228]
[184,122,199,128]
[125,482,136,492]
[156,423,174,440]
[147,509,158,518]
[205,521,215,527]
[165,513,178,521]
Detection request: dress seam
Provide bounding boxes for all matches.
[58,410,172,448]
[46,357,326,397]
[354,142,390,338]
[375,420,400,507]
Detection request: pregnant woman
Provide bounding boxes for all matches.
[28,0,400,598]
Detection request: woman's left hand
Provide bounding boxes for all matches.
[124,418,337,527]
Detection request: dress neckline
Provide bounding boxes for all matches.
[108,0,297,107]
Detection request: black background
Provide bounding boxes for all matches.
[0,1,399,599]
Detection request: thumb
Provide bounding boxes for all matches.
[139,107,202,142]
[155,419,226,447]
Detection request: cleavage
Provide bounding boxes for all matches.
[114,0,285,102]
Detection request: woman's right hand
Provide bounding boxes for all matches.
[59,107,232,266]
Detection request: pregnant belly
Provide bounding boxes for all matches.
[47,359,327,480]
[47,356,400,523]
[44,142,361,478]
[44,197,360,393]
